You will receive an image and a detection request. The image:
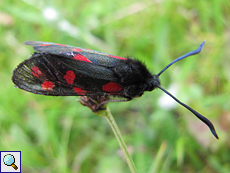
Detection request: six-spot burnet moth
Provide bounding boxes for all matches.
[12,41,219,139]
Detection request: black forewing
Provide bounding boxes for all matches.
[12,53,122,96]
[24,41,127,67]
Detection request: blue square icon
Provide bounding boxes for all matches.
[0,151,21,173]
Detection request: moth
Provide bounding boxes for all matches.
[12,41,219,139]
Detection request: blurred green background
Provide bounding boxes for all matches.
[1,0,230,172]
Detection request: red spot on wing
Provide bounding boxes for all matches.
[41,81,55,91]
[102,82,122,92]
[109,55,127,60]
[39,44,50,46]
[31,66,42,77]
[72,48,82,52]
[73,54,92,63]
[74,87,86,95]
[64,70,75,84]
[55,43,66,46]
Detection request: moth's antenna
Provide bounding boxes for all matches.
[155,41,219,139]
[157,41,205,77]
[157,85,219,139]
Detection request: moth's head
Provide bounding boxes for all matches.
[143,74,160,92]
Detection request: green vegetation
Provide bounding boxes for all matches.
[0,0,229,172]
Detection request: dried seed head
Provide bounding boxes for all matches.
[79,95,110,112]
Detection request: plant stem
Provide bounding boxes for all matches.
[96,107,138,173]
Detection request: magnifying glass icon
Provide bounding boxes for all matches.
[3,154,18,170]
